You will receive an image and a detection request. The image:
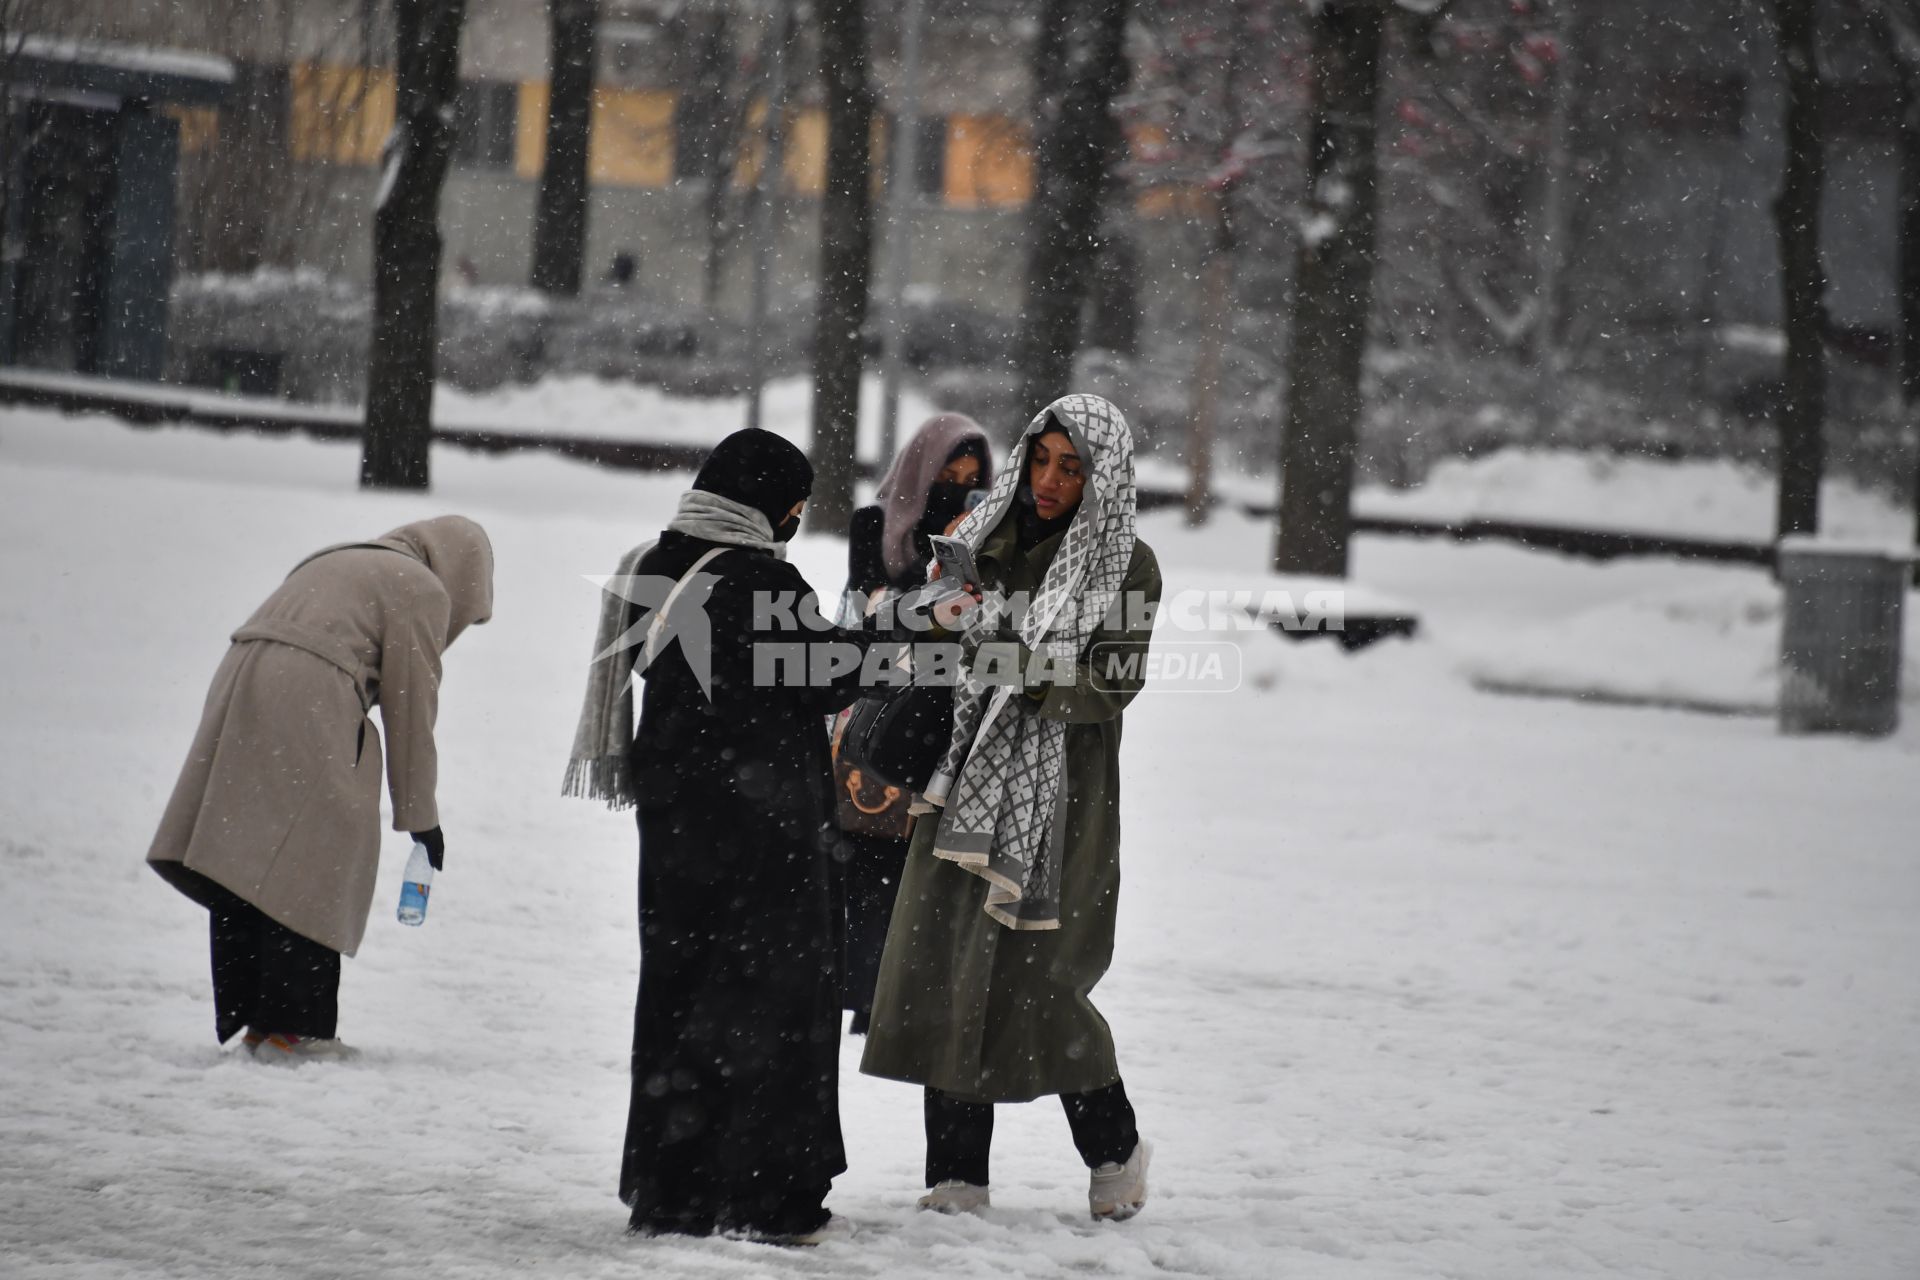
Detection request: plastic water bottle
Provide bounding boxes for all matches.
[397,841,434,926]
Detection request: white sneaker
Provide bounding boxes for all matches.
[250,1032,362,1064]
[917,1181,991,1214]
[1089,1140,1150,1221]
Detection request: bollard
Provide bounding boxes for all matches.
[1777,537,1913,737]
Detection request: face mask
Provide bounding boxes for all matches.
[774,511,802,543]
[920,481,976,534]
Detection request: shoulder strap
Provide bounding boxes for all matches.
[642,545,729,668]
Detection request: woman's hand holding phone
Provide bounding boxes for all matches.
[932,587,981,630]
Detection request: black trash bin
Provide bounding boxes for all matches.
[1777,538,1913,737]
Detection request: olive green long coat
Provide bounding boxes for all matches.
[860,518,1161,1102]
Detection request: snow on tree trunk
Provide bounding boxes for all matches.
[1273,1,1385,578]
[361,0,466,492]
[1014,0,1130,415]
[1770,0,1826,541]
[807,0,876,535]
[530,0,597,297]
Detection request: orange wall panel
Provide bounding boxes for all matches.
[517,83,677,189]
[782,106,828,197]
[735,102,830,195]
[944,114,1031,208]
[588,87,676,188]
[515,80,549,179]
[289,63,394,166]
[164,105,219,155]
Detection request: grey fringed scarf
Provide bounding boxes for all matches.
[923,394,1138,930]
[562,490,782,809]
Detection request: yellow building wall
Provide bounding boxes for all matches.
[514,80,549,179]
[944,114,1032,208]
[164,105,219,155]
[278,64,1039,215]
[517,83,676,188]
[590,87,676,187]
[289,63,395,166]
[782,106,828,197]
[733,103,831,195]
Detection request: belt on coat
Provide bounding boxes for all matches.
[231,619,376,762]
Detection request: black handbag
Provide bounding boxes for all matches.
[830,708,913,838]
[836,653,954,793]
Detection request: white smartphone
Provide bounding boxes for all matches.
[929,534,983,590]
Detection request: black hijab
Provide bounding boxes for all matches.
[692,428,815,537]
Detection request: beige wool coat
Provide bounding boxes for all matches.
[147,517,494,956]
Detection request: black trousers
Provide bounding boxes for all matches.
[842,831,908,1031]
[208,892,340,1045]
[924,1081,1139,1187]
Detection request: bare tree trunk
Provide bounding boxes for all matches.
[1014,0,1130,414]
[1273,2,1385,577]
[742,0,794,431]
[361,0,466,491]
[0,0,63,300]
[874,0,926,460]
[1865,3,1920,407]
[1530,0,1576,368]
[530,0,597,296]
[701,179,731,308]
[1898,81,1920,577]
[257,5,382,273]
[1771,0,1825,540]
[676,9,737,308]
[0,11,32,305]
[180,0,295,276]
[807,0,876,534]
[224,64,294,272]
[1086,231,1139,355]
[1901,89,1920,409]
[1862,2,1920,574]
[1185,202,1232,526]
[1891,95,1920,582]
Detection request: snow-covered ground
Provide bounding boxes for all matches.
[1357,449,1912,543]
[2,404,1917,1279]
[438,373,940,463]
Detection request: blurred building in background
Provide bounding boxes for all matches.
[2,0,1908,424]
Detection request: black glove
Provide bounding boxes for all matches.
[413,826,445,872]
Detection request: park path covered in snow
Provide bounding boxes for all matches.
[1,407,1917,1278]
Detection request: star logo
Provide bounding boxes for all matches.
[586,571,723,700]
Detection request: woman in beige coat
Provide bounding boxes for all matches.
[147,516,494,1060]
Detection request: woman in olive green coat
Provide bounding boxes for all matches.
[861,394,1160,1222]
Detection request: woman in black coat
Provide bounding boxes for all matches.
[597,429,883,1240]
[837,413,991,1033]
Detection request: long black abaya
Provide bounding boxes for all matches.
[618,432,875,1236]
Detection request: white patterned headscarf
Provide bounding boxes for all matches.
[921,393,1138,930]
